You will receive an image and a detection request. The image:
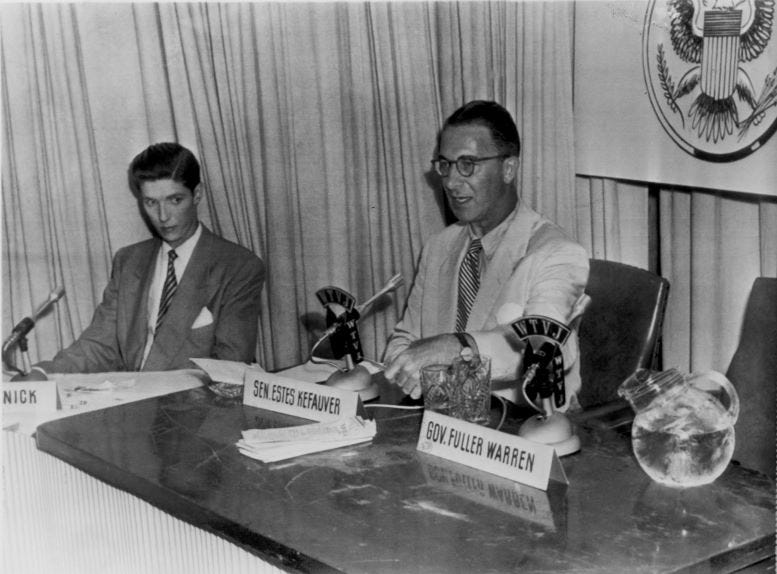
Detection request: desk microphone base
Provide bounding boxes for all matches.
[519,412,581,457]
[325,365,379,402]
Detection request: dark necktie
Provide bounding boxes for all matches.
[156,249,178,333]
[455,238,482,332]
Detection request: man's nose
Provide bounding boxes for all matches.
[158,204,170,221]
[443,169,465,191]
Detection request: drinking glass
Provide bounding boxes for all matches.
[449,355,492,425]
[420,364,453,415]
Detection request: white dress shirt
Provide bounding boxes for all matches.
[141,224,202,367]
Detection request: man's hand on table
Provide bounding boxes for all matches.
[384,334,464,399]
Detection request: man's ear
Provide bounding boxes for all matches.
[502,156,520,183]
[192,184,203,205]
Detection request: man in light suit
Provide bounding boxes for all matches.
[20,143,265,378]
[384,101,589,410]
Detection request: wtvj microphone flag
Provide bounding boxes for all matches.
[511,316,571,410]
[315,286,364,364]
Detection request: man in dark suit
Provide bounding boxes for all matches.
[18,143,265,378]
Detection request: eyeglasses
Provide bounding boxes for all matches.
[431,154,508,177]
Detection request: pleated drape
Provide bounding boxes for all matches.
[1,4,114,361]
[574,176,650,268]
[659,189,777,374]
[149,2,447,368]
[1,2,578,371]
[6,2,770,379]
[573,174,777,376]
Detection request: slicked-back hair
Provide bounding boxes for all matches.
[128,142,200,197]
[440,100,521,157]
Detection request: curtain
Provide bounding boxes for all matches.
[2,1,579,372]
[147,2,447,369]
[148,1,578,369]
[4,2,773,394]
[574,176,650,268]
[660,190,777,374]
[574,172,777,377]
[1,4,115,363]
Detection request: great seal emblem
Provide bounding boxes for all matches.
[643,0,777,161]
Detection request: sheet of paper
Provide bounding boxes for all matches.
[241,416,373,443]
[237,416,376,463]
[277,359,384,383]
[359,359,385,374]
[238,436,373,463]
[276,361,337,383]
[191,358,262,384]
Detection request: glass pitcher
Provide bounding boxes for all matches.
[617,368,740,488]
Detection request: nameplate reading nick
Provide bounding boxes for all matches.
[2,381,58,413]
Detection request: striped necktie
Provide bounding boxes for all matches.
[455,238,482,332]
[156,249,178,333]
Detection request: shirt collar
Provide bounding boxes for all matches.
[162,222,202,260]
[467,204,519,258]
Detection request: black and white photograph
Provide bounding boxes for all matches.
[2,1,775,572]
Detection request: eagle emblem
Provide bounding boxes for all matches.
[643,0,777,161]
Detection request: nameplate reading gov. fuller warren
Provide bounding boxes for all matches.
[416,410,568,491]
[2,380,58,414]
[242,367,359,422]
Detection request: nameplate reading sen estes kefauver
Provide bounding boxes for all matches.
[416,410,568,491]
[243,367,360,422]
[2,380,59,414]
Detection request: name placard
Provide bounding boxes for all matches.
[2,381,59,413]
[416,410,568,491]
[242,368,359,422]
[418,454,558,531]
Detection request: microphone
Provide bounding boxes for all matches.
[312,275,403,400]
[354,273,404,315]
[3,287,66,351]
[511,315,581,457]
[315,274,405,341]
[313,274,404,357]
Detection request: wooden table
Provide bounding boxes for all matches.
[36,376,775,573]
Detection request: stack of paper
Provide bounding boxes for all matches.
[236,416,377,463]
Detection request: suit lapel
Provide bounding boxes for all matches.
[143,228,214,370]
[468,202,537,330]
[123,241,160,370]
[435,227,468,334]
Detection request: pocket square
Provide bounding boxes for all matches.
[191,307,214,329]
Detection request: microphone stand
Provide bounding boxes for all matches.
[313,275,403,402]
[320,312,379,401]
[511,316,581,457]
[2,333,29,376]
[518,362,581,457]
[18,335,31,374]
[3,288,66,377]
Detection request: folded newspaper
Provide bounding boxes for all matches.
[236,416,377,463]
